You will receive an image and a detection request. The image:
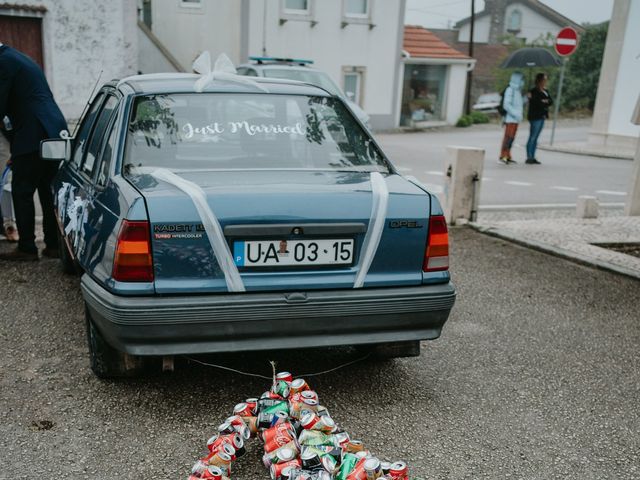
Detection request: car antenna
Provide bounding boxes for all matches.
[71,69,103,137]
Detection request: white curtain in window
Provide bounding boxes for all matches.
[346,0,368,15]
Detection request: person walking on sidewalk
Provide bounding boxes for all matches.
[525,73,553,165]
[499,71,525,165]
[0,43,67,261]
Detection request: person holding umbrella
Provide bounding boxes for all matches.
[499,71,525,165]
[525,73,553,165]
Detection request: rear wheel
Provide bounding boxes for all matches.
[57,228,77,275]
[85,306,144,378]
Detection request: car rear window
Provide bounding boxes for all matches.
[123,93,387,175]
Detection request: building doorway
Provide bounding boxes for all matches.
[0,15,44,68]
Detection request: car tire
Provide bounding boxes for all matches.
[362,340,421,359]
[57,228,78,275]
[85,306,144,378]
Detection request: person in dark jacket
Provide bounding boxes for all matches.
[0,43,68,261]
[525,73,553,165]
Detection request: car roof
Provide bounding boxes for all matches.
[113,72,331,97]
[241,63,320,72]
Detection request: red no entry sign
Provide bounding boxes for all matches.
[555,27,579,56]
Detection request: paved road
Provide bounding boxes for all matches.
[377,122,634,207]
[1,230,638,479]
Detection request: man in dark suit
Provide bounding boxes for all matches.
[0,43,67,261]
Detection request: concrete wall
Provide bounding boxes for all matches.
[458,1,563,44]
[458,16,491,43]
[137,22,184,73]
[445,63,469,124]
[590,0,640,149]
[6,0,138,121]
[150,0,243,68]
[247,0,405,130]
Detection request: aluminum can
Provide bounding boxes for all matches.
[272,410,290,426]
[191,460,208,475]
[289,378,309,394]
[245,397,258,413]
[262,420,294,442]
[270,459,302,480]
[201,465,224,480]
[245,416,259,435]
[206,434,234,454]
[388,461,408,480]
[276,371,293,383]
[258,411,275,430]
[233,402,254,417]
[232,433,246,458]
[207,450,232,470]
[300,410,320,430]
[300,390,318,402]
[315,405,329,417]
[262,441,300,467]
[259,398,287,412]
[322,454,338,474]
[346,440,365,453]
[262,390,284,400]
[217,421,235,435]
[272,380,291,398]
[336,453,359,480]
[263,423,296,452]
[364,458,381,479]
[380,462,392,475]
[300,448,322,470]
[316,416,336,433]
[226,415,247,433]
[263,400,289,416]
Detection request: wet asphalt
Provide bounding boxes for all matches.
[0,228,639,479]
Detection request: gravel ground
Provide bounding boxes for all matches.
[1,228,639,479]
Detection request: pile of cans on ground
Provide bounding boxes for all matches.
[188,371,409,480]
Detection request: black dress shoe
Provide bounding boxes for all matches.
[0,248,39,261]
[41,247,60,259]
[525,158,541,164]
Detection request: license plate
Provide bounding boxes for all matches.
[234,239,354,267]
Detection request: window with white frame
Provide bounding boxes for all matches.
[345,0,369,17]
[284,0,310,14]
[342,67,366,106]
[507,9,522,31]
[180,0,201,8]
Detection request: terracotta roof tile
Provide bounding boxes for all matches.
[403,25,471,60]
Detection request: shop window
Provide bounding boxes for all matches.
[400,64,447,126]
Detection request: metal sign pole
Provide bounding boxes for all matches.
[550,57,567,146]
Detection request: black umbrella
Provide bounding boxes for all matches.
[500,47,562,68]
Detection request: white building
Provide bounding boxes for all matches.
[0,1,138,121]
[590,0,640,151]
[400,26,474,127]
[456,0,581,45]
[141,0,407,130]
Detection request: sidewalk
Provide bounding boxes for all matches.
[538,141,635,160]
[469,208,640,280]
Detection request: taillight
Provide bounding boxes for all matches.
[423,215,449,272]
[112,220,154,282]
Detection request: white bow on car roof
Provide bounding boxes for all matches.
[192,51,267,93]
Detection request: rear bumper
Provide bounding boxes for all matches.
[81,275,456,356]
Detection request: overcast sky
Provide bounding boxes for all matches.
[405,0,614,29]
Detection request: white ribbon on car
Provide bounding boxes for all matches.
[192,51,268,93]
[151,168,246,293]
[353,172,389,289]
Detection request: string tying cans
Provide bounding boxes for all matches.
[188,371,409,480]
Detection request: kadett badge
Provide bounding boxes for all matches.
[153,223,204,239]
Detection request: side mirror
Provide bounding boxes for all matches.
[40,139,68,161]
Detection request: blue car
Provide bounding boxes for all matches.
[40,73,455,377]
